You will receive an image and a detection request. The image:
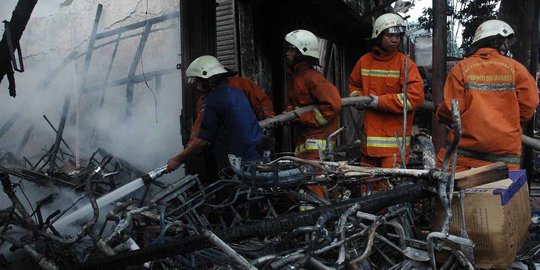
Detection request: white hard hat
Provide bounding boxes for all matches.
[372,13,406,39]
[185,55,228,81]
[472,19,515,45]
[285,29,320,60]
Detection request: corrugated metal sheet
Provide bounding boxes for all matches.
[216,0,237,70]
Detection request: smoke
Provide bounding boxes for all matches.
[0,1,186,265]
[0,0,68,21]
[0,0,185,174]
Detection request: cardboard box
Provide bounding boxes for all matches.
[432,170,530,269]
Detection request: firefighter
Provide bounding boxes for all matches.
[188,56,275,145]
[348,13,424,169]
[284,29,342,197]
[166,55,263,172]
[436,19,539,172]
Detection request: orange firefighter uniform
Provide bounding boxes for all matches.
[287,61,342,160]
[189,76,275,144]
[349,46,425,168]
[287,60,342,198]
[436,48,539,171]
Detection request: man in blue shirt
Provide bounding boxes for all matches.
[166,56,262,172]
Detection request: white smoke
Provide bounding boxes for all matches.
[0,0,185,173]
[0,1,186,267]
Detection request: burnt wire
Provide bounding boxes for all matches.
[17,181,37,224]
[141,0,158,123]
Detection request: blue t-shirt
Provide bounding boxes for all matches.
[198,83,262,169]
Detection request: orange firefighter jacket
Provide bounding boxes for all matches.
[287,61,342,160]
[436,48,539,166]
[349,46,424,157]
[189,76,275,144]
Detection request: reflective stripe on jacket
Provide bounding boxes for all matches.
[288,61,342,160]
[436,48,539,158]
[189,77,275,144]
[349,46,424,157]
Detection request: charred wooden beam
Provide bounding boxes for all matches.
[47,97,71,175]
[83,68,177,93]
[0,0,38,97]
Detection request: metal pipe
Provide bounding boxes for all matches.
[325,127,345,161]
[0,173,37,233]
[47,96,71,174]
[42,115,74,156]
[202,229,258,270]
[269,253,305,269]
[349,207,408,266]
[326,161,440,179]
[426,231,474,270]
[337,203,361,264]
[250,255,277,267]
[449,250,475,270]
[400,57,409,168]
[349,222,381,267]
[308,257,336,270]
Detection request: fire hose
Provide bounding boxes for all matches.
[260,98,540,153]
[258,97,435,129]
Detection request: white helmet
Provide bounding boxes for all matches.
[372,13,406,39]
[185,55,228,80]
[472,19,514,45]
[285,29,320,60]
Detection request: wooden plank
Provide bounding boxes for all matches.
[216,14,234,22]
[217,44,235,51]
[217,24,234,32]
[217,39,234,46]
[454,162,509,190]
[216,29,235,37]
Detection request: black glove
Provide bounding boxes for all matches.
[354,96,374,110]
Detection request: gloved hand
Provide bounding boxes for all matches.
[354,96,373,111]
[368,94,379,109]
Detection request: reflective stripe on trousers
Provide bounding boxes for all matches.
[365,136,411,148]
[296,139,335,154]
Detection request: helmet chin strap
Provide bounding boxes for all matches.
[499,39,513,58]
